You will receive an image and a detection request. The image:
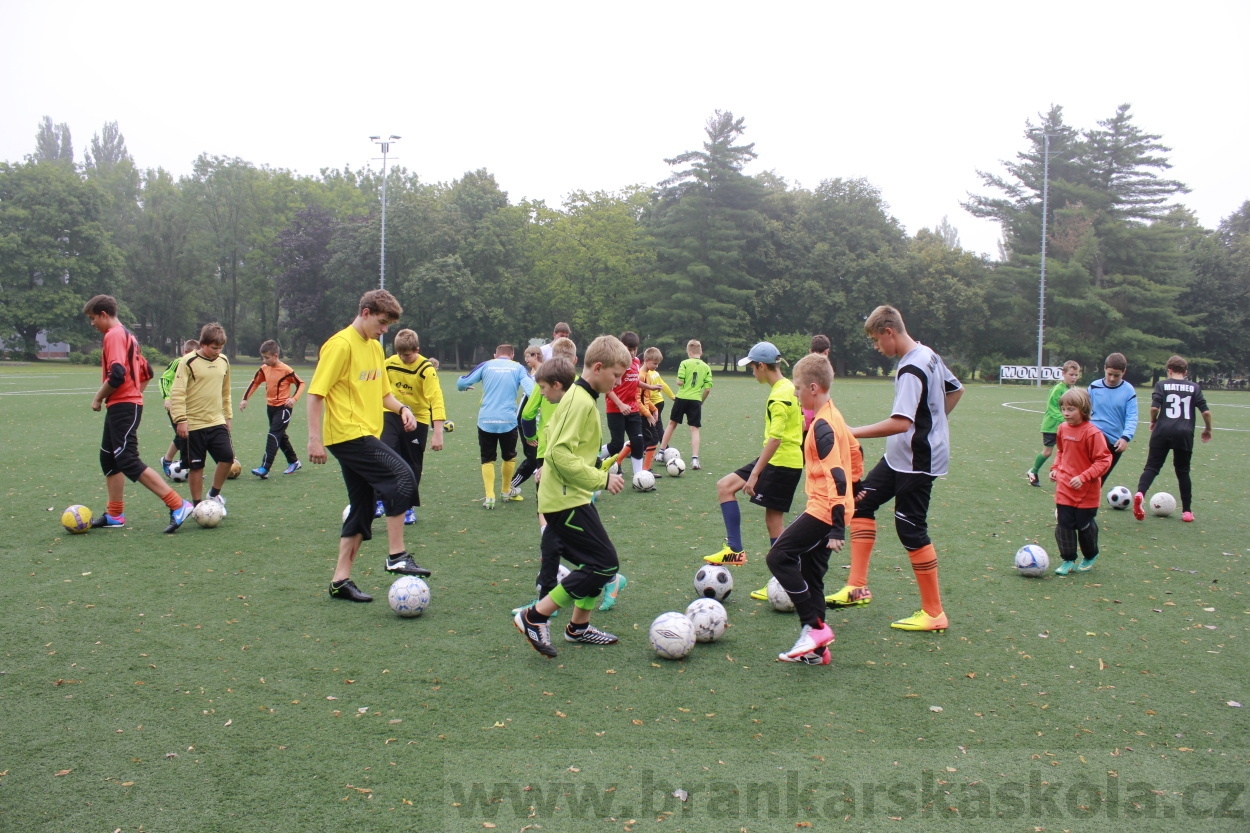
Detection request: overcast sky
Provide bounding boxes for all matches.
[3,0,1247,259]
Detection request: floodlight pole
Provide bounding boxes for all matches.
[370,135,400,291]
[1030,131,1050,385]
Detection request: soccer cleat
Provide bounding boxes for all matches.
[251,466,269,479]
[163,500,195,534]
[1132,491,1146,521]
[328,578,372,602]
[1076,556,1097,572]
[1182,511,1195,523]
[782,623,835,660]
[505,487,524,502]
[385,552,431,577]
[691,456,700,470]
[778,647,832,665]
[703,544,747,566]
[482,497,496,510]
[514,610,557,657]
[749,586,769,601]
[161,458,172,477]
[283,461,302,475]
[212,494,227,517]
[1026,469,1039,487]
[90,513,126,529]
[599,574,628,610]
[825,585,872,608]
[404,508,416,525]
[1054,560,1076,576]
[890,609,949,632]
[564,623,619,644]
[374,500,385,518]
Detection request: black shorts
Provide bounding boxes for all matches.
[329,435,415,541]
[186,424,235,470]
[543,503,619,601]
[477,427,519,464]
[1056,504,1098,530]
[731,459,802,513]
[100,402,147,481]
[643,402,665,446]
[853,456,936,551]
[669,398,702,427]
[1041,432,1057,447]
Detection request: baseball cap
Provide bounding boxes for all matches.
[737,341,783,366]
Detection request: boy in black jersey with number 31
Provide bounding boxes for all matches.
[1133,355,1212,523]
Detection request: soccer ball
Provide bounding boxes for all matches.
[443,420,455,432]
[649,612,695,660]
[694,565,733,601]
[227,459,242,479]
[1150,492,1177,517]
[192,500,224,528]
[537,564,572,597]
[685,598,727,643]
[169,461,189,482]
[663,447,681,464]
[1107,486,1132,510]
[766,577,796,612]
[61,504,92,534]
[666,457,686,477]
[388,575,430,617]
[632,470,657,492]
[1014,544,1050,577]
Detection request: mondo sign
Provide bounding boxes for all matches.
[999,365,1064,382]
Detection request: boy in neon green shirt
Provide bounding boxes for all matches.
[1027,361,1081,486]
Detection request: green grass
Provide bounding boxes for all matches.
[1,365,1247,831]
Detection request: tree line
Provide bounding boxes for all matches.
[2,108,1247,382]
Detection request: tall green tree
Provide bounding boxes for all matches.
[33,116,74,167]
[0,160,122,356]
[644,111,765,359]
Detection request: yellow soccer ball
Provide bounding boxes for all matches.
[443,420,455,433]
[228,459,243,479]
[61,504,93,534]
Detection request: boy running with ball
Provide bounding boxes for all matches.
[513,336,631,657]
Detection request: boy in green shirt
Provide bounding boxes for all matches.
[158,339,199,477]
[658,339,713,470]
[1027,361,1081,486]
[513,336,632,657]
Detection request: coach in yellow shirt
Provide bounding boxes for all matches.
[307,290,430,603]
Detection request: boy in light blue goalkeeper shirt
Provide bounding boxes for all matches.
[1088,351,1137,482]
[457,344,535,508]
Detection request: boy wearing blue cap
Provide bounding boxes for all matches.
[703,341,804,573]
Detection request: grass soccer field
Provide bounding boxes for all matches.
[1,365,1247,832]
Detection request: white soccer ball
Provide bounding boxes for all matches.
[766,577,795,612]
[694,565,733,601]
[663,447,681,464]
[649,612,696,659]
[1150,492,1177,517]
[388,575,430,617]
[685,598,727,643]
[192,500,224,528]
[1107,486,1131,510]
[666,457,686,477]
[169,461,189,482]
[537,564,572,597]
[1014,544,1050,577]
[632,470,656,492]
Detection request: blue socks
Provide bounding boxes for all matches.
[721,501,743,551]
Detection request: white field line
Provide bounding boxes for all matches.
[1002,401,1249,433]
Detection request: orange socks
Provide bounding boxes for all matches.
[643,447,657,470]
[161,490,184,510]
[848,517,876,587]
[107,501,124,518]
[908,543,943,616]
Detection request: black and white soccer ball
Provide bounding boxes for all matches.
[694,565,733,601]
[650,612,695,659]
[1106,486,1131,510]
[685,598,727,642]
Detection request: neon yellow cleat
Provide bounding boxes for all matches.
[825,585,872,608]
[748,586,769,601]
[702,544,747,566]
[890,609,949,632]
